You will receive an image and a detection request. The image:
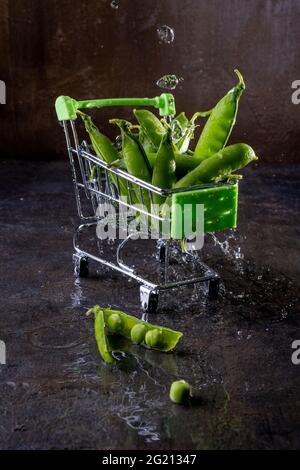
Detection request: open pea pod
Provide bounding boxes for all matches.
[89,306,183,352]
[87,308,116,364]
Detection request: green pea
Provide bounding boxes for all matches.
[145,329,164,349]
[107,313,123,334]
[169,380,191,404]
[130,324,147,344]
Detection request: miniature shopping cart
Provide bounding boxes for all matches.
[55,94,238,312]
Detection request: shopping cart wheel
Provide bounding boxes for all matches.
[140,285,159,313]
[73,254,89,277]
[208,277,220,298]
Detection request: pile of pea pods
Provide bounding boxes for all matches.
[80,69,258,212]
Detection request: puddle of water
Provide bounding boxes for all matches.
[29,324,83,351]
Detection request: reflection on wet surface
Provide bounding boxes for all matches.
[0,161,300,449]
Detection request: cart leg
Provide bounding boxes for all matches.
[140,285,159,313]
[73,253,89,277]
[159,243,166,263]
[156,239,166,263]
[208,276,220,298]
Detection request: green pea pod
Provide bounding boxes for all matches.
[152,129,176,206]
[174,143,258,188]
[110,119,152,213]
[87,307,116,364]
[149,150,199,178]
[79,112,130,200]
[139,128,157,157]
[89,306,183,353]
[79,111,119,164]
[110,119,152,181]
[194,69,245,162]
[134,109,166,148]
[145,151,157,169]
[138,129,158,171]
[174,152,200,178]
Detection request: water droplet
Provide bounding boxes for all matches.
[157,25,174,44]
[115,134,122,150]
[171,119,184,141]
[156,74,183,90]
[110,0,119,9]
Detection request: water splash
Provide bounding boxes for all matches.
[170,119,184,141]
[156,74,183,90]
[157,25,174,44]
[211,231,244,261]
[70,278,85,308]
[110,0,119,9]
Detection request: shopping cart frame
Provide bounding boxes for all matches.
[56,94,237,312]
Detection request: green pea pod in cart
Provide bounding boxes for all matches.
[138,128,157,167]
[134,109,166,148]
[161,143,258,219]
[110,118,152,214]
[174,143,258,188]
[194,69,245,162]
[79,112,130,200]
[152,128,176,206]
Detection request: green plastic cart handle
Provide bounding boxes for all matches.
[55,93,176,121]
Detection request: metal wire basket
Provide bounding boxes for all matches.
[55,94,238,312]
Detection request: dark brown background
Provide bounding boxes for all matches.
[0,0,299,162]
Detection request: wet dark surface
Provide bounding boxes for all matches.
[0,160,299,450]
